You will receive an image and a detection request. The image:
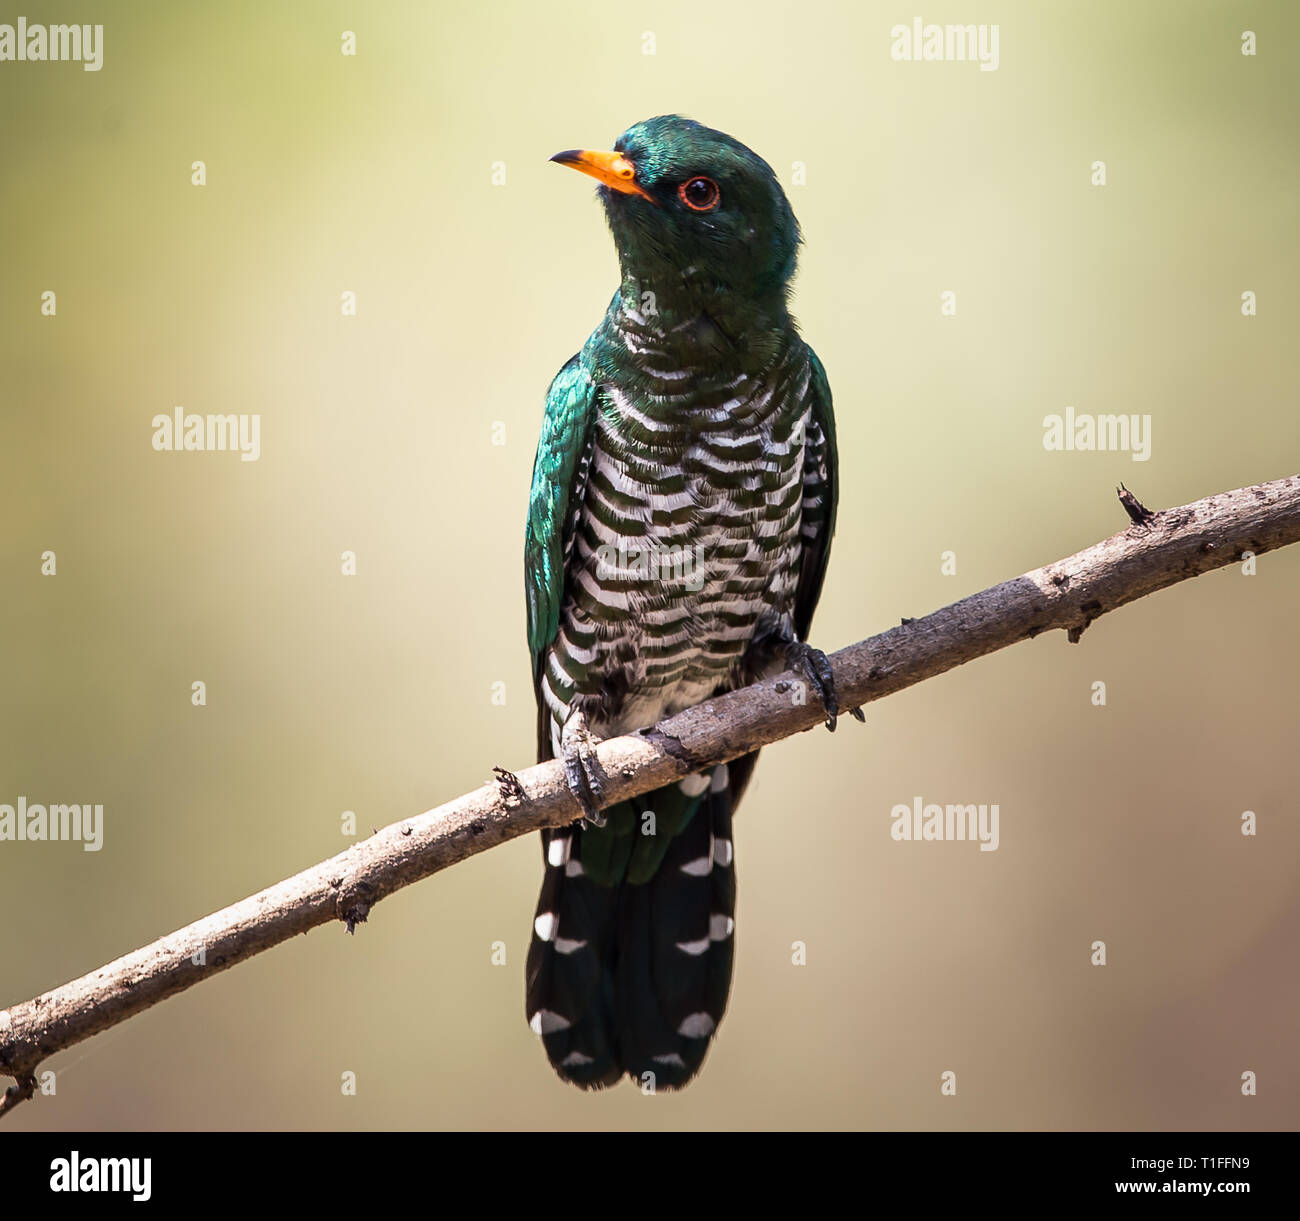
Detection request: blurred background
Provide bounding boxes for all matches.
[2,0,1297,1130]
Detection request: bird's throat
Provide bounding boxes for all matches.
[607,269,792,378]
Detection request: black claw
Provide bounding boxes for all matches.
[564,755,605,826]
[562,712,608,827]
[786,641,841,731]
[584,768,607,825]
[849,706,866,723]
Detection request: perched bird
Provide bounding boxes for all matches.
[524,115,849,1090]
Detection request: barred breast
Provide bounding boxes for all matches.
[539,342,812,753]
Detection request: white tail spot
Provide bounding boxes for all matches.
[677,1012,716,1039]
[534,913,558,942]
[555,937,587,955]
[709,914,734,941]
[530,1009,571,1035]
[675,936,710,956]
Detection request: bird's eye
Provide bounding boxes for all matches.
[678,176,720,212]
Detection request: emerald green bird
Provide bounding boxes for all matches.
[524,115,851,1090]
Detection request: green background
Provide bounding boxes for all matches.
[2,0,1297,1129]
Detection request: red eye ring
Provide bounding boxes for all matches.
[678,176,720,212]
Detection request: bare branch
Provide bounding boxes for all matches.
[3,473,1298,1117]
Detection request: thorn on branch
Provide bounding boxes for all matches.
[0,1074,36,1118]
[344,906,369,935]
[1067,599,1105,644]
[492,766,526,809]
[1117,483,1156,527]
[338,880,376,934]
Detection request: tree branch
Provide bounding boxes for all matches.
[3,473,1298,1117]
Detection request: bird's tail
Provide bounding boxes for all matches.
[525,762,738,1090]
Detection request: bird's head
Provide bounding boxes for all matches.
[551,115,801,312]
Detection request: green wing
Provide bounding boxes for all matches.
[793,345,839,640]
[524,355,600,750]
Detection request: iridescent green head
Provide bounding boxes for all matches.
[551,115,801,309]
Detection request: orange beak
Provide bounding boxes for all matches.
[550,148,655,202]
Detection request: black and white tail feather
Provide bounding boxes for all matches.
[525,761,743,1090]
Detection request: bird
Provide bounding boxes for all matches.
[523,115,851,1090]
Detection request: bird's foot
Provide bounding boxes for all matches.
[561,708,608,827]
[784,640,864,732]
